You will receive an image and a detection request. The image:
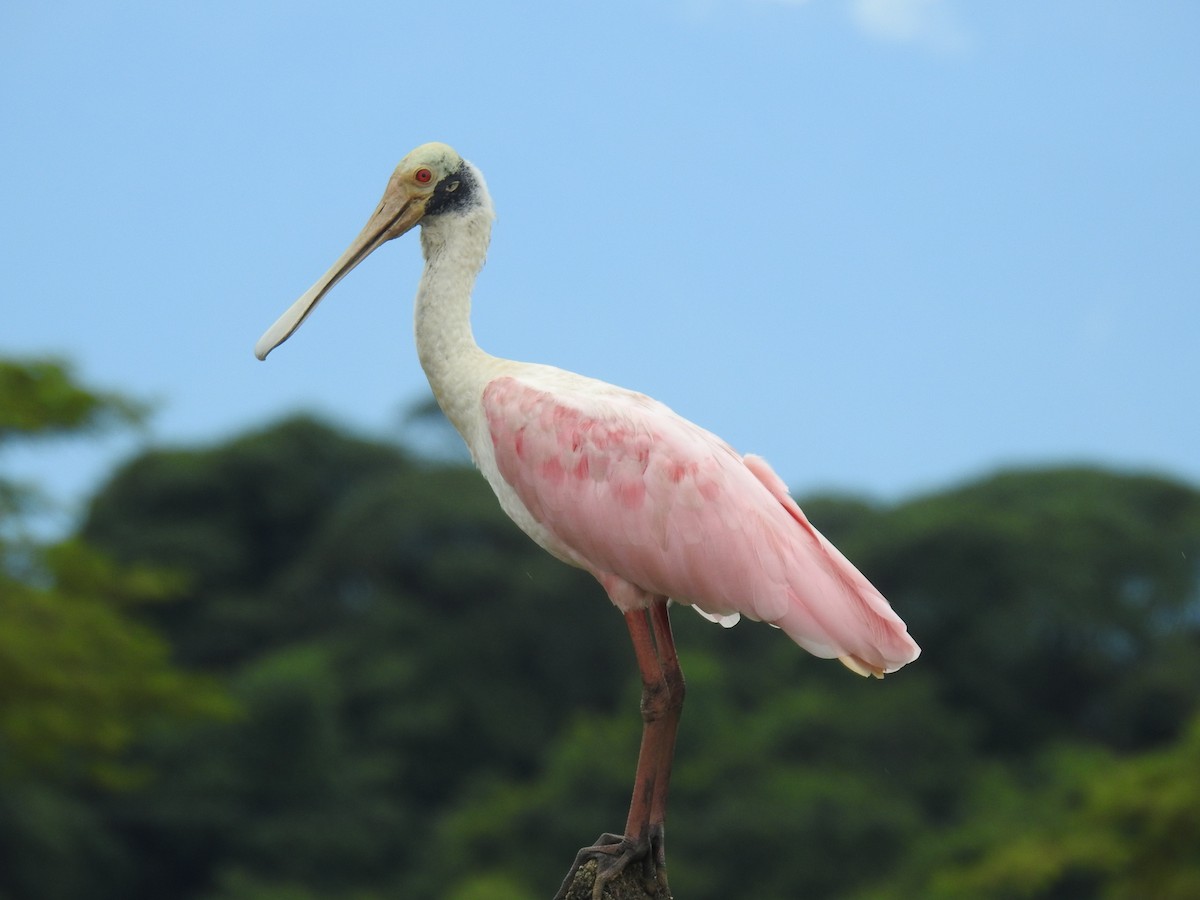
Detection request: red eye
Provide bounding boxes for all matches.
[415,168,433,184]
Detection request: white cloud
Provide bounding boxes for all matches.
[848,0,970,54]
[742,0,970,54]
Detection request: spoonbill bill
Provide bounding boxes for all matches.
[255,142,920,899]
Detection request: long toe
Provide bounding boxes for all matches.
[554,833,672,900]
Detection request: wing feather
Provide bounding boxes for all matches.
[482,374,919,675]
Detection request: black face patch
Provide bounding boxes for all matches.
[424,163,477,217]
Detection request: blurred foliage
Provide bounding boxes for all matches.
[857,713,1200,900]
[859,469,1200,755]
[0,540,230,785]
[2,355,1199,898]
[0,358,144,529]
[0,358,145,446]
[0,359,232,899]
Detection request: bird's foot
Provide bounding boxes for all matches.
[553,827,671,900]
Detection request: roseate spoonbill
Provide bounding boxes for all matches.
[255,142,920,899]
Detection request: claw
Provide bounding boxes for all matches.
[553,830,672,900]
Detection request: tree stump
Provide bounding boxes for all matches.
[558,860,673,900]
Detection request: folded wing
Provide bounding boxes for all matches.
[483,374,919,676]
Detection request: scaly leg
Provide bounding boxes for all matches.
[554,599,685,900]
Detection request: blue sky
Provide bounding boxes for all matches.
[3,0,1198,528]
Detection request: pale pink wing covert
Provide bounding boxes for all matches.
[483,375,919,674]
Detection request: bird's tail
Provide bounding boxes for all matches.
[743,454,921,677]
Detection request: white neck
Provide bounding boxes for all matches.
[414,193,496,439]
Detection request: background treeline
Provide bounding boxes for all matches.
[2,358,1198,899]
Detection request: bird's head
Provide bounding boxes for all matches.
[254,142,481,360]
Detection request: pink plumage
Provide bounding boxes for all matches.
[484,374,919,677]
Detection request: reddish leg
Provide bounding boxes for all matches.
[645,598,684,854]
[554,598,685,900]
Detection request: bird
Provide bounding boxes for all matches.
[255,142,920,899]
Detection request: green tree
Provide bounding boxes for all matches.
[78,415,631,898]
[0,358,144,444]
[35,395,1200,900]
[0,359,228,783]
[0,358,233,900]
[0,358,142,534]
[859,712,1200,899]
[859,468,1200,753]
[411,469,1200,899]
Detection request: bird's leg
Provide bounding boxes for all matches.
[644,598,684,878]
[554,599,684,900]
[613,600,683,891]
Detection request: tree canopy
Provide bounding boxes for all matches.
[2,356,1198,899]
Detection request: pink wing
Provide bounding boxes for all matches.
[483,375,920,676]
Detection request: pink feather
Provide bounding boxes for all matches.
[483,374,920,677]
